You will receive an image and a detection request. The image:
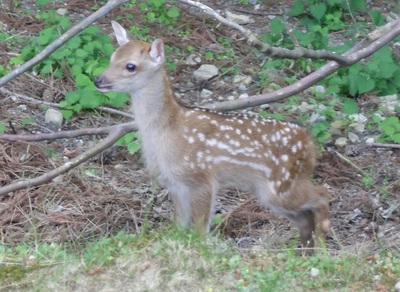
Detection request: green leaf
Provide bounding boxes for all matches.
[349,0,366,11]
[369,10,385,26]
[289,0,305,16]
[75,49,88,58]
[310,3,327,21]
[22,117,35,126]
[127,141,141,154]
[79,91,104,109]
[64,91,81,105]
[75,73,93,89]
[67,37,81,50]
[342,98,359,114]
[356,76,375,94]
[61,110,73,120]
[106,92,130,108]
[167,6,179,18]
[380,64,398,79]
[0,122,5,134]
[270,18,285,34]
[36,0,51,6]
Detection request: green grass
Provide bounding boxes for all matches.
[0,227,399,291]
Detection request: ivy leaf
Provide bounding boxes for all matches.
[342,98,359,114]
[0,122,5,134]
[270,18,285,34]
[79,91,104,109]
[127,141,141,154]
[310,3,327,21]
[357,76,375,94]
[289,0,305,16]
[61,110,73,120]
[380,63,398,79]
[167,6,179,18]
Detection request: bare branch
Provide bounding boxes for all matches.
[0,0,128,88]
[0,122,137,142]
[0,122,136,196]
[205,18,400,111]
[370,142,400,149]
[177,0,351,64]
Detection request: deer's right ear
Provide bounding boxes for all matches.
[111,21,134,46]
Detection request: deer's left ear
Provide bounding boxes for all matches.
[149,39,165,65]
[111,21,134,46]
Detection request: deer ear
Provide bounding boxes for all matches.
[149,39,165,65]
[111,21,134,46]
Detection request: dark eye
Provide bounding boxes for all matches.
[126,63,136,72]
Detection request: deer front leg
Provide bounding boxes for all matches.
[168,179,216,234]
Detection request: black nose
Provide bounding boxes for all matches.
[94,76,102,88]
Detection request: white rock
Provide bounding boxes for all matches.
[193,64,219,82]
[379,94,400,115]
[310,268,320,277]
[239,93,249,99]
[365,137,375,145]
[335,137,348,147]
[394,280,400,292]
[314,85,325,93]
[348,132,360,143]
[349,113,367,123]
[349,122,365,134]
[232,74,252,86]
[298,101,314,113]
[225,11,254,25]
[200,89,213,99]
[17,104,27,111]
[45,109,63,127]
[227,96,235,101]
[57,8,68,16]
[185,53,201,65]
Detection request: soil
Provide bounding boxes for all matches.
[0,0,399,255]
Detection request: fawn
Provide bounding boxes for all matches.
[94,21,330,250]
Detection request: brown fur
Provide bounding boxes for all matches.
[94,21,331,252]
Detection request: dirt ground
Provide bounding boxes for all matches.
[0,0,399,254]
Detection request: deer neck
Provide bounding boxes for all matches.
[130,68,181,132]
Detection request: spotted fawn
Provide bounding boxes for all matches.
[94,21,330,250]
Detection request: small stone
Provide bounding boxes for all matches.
[225,11,254,25]
[57,8,68,16]
[298,101,314,113]
[185,53,201,65]
[394,280,400,292]
[200,89,213,99]
[348,132,360,143]
[349,113,367,123]
[379,94,400,115]
[239,93,249,99]
[365,137,375,145]
[193,64,219,82]
[335,137,348,147]
[331,120,345,130]
[314,85,325,93]
[227,96,235,101]
[232,74,252,86]
[17,104,27,111]
[310,268,320,277]
[260,104,269,110]
[349,122,365,133]
[45,109,63,127]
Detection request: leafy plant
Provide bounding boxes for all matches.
[115,132,141,155]
[378,116,400,143]
[139,0,180,28]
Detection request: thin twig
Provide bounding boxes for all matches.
[0,122,137,142]
[370,142,400,149]
[0,122,136,196]
[334,151,367,176]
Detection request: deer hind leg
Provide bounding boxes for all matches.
[289,183,331,252]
